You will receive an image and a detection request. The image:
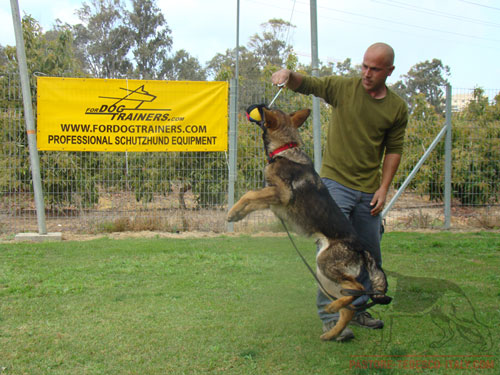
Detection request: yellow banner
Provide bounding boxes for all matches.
[36,77,228,152]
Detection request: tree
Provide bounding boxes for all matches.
[247,18,295,70]
[128,0,172,79]
[391,59,450,114]
[0,15,97,209]
[331,58,361,77]
[206,18,297,84]
[73,0,132,78]
[38,21,84,77]
[298,57,361,78]
[1,16,82,79]
[162,49,206,81]
[0,45,8,66]
[206,46,261,82]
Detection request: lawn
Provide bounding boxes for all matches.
[0,232,499,374]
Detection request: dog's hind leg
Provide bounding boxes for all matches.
[320,307,356,341]
[320,278,364,341]
[227,186,281,222]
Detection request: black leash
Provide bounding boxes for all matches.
[279,218,380,312]
[280,218,337,301]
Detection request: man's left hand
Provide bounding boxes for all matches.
[370,188,388,216]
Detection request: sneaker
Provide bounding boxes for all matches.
[350,311,384,329]
[322,320,355,342]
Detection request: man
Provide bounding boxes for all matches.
[271,43,408,341]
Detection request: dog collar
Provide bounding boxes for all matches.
[268,142,298,160]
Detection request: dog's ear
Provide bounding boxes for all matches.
[290,109,311,128]
[262,107,279,129]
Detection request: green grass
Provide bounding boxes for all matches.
[0,232,499,374]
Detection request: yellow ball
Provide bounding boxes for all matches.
[249,107,262,122]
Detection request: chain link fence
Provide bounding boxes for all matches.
[0,73,499,237]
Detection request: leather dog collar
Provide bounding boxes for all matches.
[268,142,298,160]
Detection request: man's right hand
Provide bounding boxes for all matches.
[271,69,302,90]
[271,69,291,86]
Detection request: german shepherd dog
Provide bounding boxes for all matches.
[227,107,392,341]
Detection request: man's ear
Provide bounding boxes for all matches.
[262,108,279,129]
[290,109,311,128]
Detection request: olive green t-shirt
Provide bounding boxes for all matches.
[296,76,408,193]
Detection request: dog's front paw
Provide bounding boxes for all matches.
[227,208,243,222]
[320,332,334,341]
[324,300,342,314]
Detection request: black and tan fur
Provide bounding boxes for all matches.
[227,107,391,341]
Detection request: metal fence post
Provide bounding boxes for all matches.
[10,0,47,235]
[310,0,322,172]
[444,84,452,229]
[227,79,238,232]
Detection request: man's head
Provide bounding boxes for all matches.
[361,43,395,97]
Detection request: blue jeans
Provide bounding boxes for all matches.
[317,178,384,323]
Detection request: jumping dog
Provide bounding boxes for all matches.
[227,106,391,341]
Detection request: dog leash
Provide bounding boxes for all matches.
[279,218,337,302]
[268,83,285,107]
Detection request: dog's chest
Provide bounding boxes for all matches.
[266,157,317,191]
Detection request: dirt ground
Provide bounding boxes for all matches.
[1,189,499,242]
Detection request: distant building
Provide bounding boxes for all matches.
[451,93,475,112]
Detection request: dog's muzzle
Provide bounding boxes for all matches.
[246,104,268,130]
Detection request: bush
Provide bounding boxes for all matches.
[394,90,500,205]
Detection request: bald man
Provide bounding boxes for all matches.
[272,43,408,341]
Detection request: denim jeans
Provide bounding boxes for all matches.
[317,178,384,323]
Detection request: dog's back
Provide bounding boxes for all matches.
[267,150,355,239]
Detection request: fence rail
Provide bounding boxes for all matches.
[0,73,499,237]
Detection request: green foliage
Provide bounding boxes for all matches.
[1,6,499,213]
[73,0,133,78]
[394,113,447,202]
[452,89,500,205]
[162,49,207,81]
[248,18,295,70]
[206,19,297,82]
[174,151,228,208]
[298,57,361,78]
[41,152,99,209]
[128,0,172,79]
[0,16,97,209]
[395,89,500,205]
[391,58,450,115]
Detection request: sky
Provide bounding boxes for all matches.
[1,0,500,90]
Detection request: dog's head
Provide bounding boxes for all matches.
[258,107,311,155]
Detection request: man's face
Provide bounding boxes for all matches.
[361,49,394,94]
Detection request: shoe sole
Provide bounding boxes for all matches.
[350,320,384,329]
[335,330,355,342]
[322,322,355,342]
